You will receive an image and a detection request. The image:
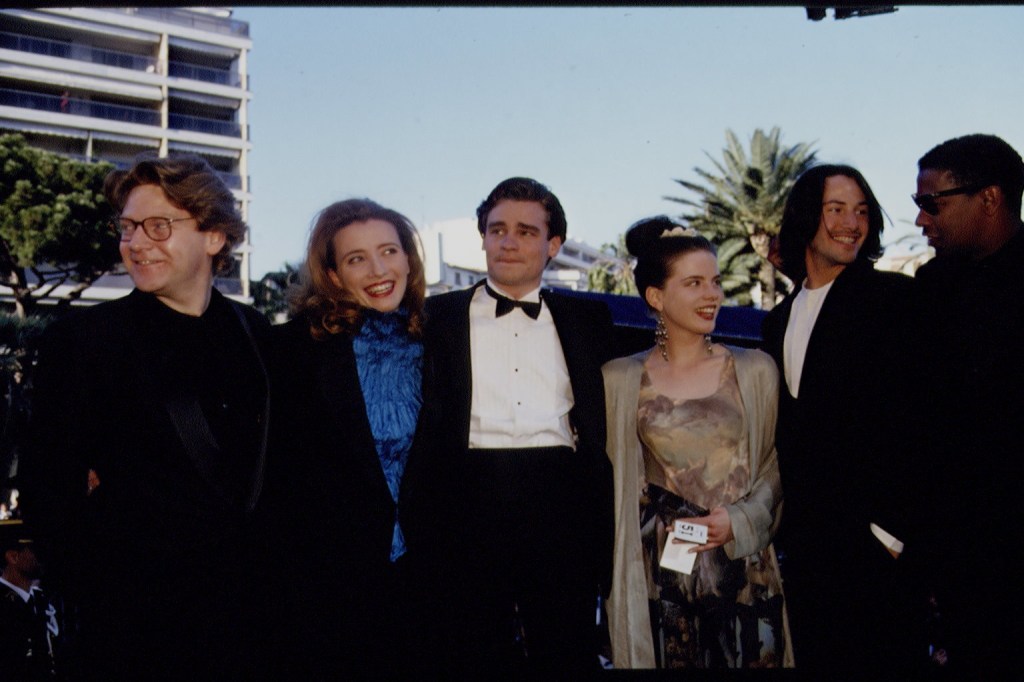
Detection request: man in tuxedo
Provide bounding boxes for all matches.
[911,134,1024,674]
[760,165,918,671]
[424,177,615,674]
[23,154,271,680]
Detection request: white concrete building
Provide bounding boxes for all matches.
[0,7,253,300]
[877,234,934,276]
[417,217,605,295]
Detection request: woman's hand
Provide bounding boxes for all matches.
[676,506,733,553]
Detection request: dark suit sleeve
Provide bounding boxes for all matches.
[860,273,923,544]
[572,298,617,594]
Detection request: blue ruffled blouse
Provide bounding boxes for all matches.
[352,309,423,562]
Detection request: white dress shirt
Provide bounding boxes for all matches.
[468,280,575,449]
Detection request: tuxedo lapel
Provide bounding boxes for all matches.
[229,303,271,512]
[794,264,864,399]
[125,291,271,511]
[541,290,609,455]
[543,290,585,393]
[432,284,478,450]
[763,291,794,370]
[125,294,234,505]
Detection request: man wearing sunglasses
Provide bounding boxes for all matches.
[22,154,272,679]
[911,134,1024,674]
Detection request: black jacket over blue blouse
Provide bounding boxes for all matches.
[262,310,437,676]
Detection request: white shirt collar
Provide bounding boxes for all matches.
[0,575,31,602]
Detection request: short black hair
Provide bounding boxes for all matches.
[918,134,1024,218]
[475,177,567,242]
[778,164,885,282]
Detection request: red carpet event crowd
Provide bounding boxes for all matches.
[2,132,1021,679]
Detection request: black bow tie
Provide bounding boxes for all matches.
[485,284,542,320]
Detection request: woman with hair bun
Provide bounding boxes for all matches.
[602,216,791,669]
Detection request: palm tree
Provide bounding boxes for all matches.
[586,234,638,296]
[665,127,816,309]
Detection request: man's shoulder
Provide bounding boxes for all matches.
[425,288,470,306]
[761,291,795,338]
[861,263,913,286]
[40,295,134,346]
[425,287,477,320]
[0,580,20,602]
[851,266,913,298]
[225,296,271,332]
[542,289,612,319]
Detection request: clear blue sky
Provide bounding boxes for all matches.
[232,5,1024,279]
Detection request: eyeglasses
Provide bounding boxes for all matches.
[911,183,989,216]
[112,216,196,242]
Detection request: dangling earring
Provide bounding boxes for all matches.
[656,313,669,361]
[704,334,713,356]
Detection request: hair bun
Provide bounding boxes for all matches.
[625,215,693,257]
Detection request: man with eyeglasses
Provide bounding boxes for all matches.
[760,165,920,672]
[22,154,272,679]
[910,134,1024,674]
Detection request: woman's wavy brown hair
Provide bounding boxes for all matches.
[288,199,426,340]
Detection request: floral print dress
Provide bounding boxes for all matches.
[637,352,787,669]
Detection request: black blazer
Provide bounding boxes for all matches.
[761,261,917,553]
[21,289,273,679]
[24,289,271,578]
[266,316,433,575]
[422,281,617,584]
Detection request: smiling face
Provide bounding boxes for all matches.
[645,249,723,338]
[119,184,224,315]
[482,200,562,299]
[805,174,869,286]
[328,219,410,314]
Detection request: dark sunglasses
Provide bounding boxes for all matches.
[911,182,989,216]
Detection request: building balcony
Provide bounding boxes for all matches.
[104,8,250,39]
[0,87,159,126]
[167,61,242,88]
[216,171,245,190]
[168,112,243,138]
[51,154,244,191]
[0,30,158,73]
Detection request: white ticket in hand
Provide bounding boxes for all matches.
[660,536,699,575]
[673,520,708,545]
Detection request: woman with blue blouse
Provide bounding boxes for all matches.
[267,199,433,677]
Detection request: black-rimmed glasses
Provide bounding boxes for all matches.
[112,216,196,242]
[911,183,989,216]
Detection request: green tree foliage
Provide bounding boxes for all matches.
[0,311,49,375]
[250,262,299,322]
[0,311,51,487]
[0,134,119,317]
[665,127,816,309]
[586,234,638,296]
